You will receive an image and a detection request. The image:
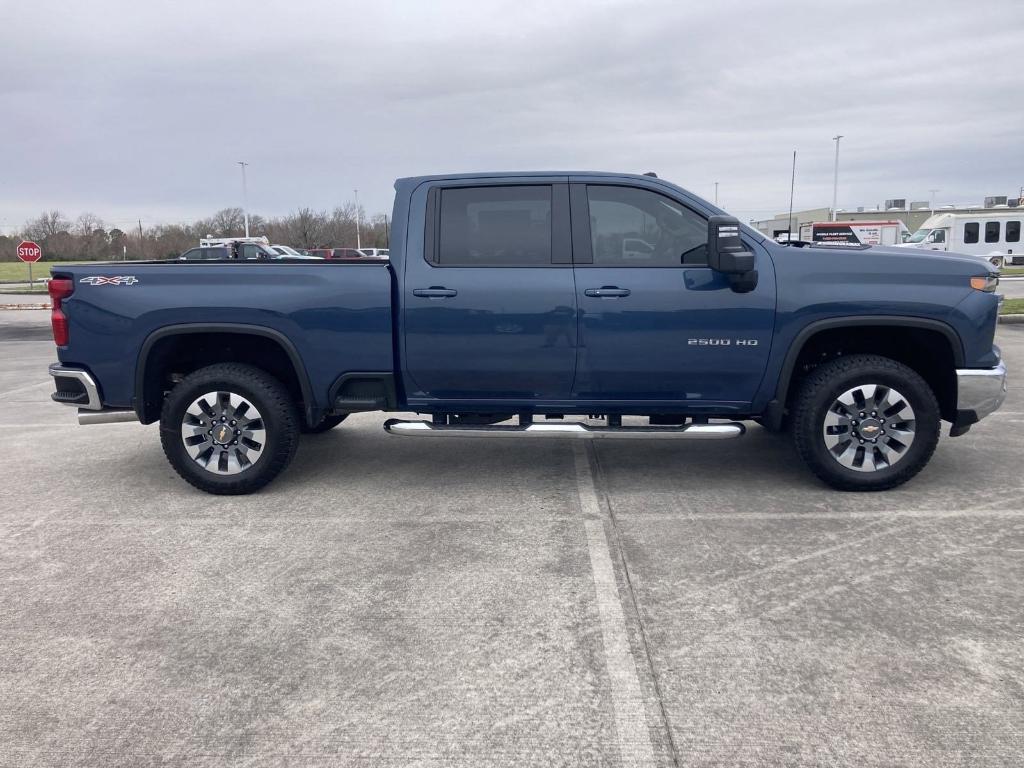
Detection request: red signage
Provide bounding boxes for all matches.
[17,241,42,263]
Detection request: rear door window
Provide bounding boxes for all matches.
[437,185,552,266]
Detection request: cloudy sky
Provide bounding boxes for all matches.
[1,0,1021,233]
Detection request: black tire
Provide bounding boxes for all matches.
[301,413,349,434]
[792,354,940,491]
[160,363,300,495]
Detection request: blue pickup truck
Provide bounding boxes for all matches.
[47,172,1007,494]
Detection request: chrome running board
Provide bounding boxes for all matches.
[384,419,744,440]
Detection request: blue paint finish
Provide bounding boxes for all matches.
[54,262,393,410]
[572,256,776,403]
[53,171,1001,422]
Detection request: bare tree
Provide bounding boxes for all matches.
[24,210,71,240]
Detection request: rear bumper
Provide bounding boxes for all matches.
[952,360,1007,432]
[49,364,102,410]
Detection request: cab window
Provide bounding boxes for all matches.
[438,185,552,266]
[585,185,707,266]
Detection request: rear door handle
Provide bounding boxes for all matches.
[412,287,458,299]
[584,287,631,298]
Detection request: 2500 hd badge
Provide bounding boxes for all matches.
[688,338,759,346]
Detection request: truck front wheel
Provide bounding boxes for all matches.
[160,363,300,495]
[792,354,940,491]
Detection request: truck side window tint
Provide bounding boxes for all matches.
[438,186,551,266]
[586,185,707,266]
[964,222,979,243]
[1007,221,1021,243]
[985,221,1000,243]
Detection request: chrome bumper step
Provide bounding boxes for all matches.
[384,419,745,440]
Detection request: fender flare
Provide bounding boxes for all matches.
[761,315,964,430]
[134,323,317,426]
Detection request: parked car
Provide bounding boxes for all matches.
[180,241,277,260]
[329,248,368,260]
[271,245,320,259]
[359,248,390,259]
[48,171,1006,495]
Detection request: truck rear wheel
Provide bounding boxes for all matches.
[160,363,300,495]
[791,354,940,491]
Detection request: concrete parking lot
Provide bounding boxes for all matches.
[1,307,1022,767]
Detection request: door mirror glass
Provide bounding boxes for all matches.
[706,216,754,274]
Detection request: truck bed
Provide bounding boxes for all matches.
[52,260,394,414]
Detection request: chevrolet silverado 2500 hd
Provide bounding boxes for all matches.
[47,172,1007,494]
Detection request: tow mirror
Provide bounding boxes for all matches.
[707,215,755,274]
[707,215,758,293]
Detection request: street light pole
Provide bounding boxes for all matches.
[929,188,940,215]
[354,189,361,250]
[238,161,250,237]
[831,135,843,221]
[714,182,719,207]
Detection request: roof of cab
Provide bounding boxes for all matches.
[397,170,669,187]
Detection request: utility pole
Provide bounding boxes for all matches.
[929,188,940,214]
[831,135,843,221]
[787,151,797,241]
[238,161,250,237]
[138,219,145,259]
[354,189,361,249]
[714,182,719,207]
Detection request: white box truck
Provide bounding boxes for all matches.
[798,220,909,246]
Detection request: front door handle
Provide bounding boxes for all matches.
[412,287,458,299]
[584,286,631,298]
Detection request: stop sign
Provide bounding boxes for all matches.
[17,241,42,263]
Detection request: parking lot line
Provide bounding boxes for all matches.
[574,443,659,767]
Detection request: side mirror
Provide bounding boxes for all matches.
[707,215,755,273]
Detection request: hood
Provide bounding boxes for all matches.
[771,242,998,277]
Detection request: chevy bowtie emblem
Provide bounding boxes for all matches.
[79,276,138,286]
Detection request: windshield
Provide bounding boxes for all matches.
[908,228,932,243]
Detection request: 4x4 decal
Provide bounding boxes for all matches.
[79,276,138,286]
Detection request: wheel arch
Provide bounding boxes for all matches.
[135,324,317,427]
[763,316,964,430]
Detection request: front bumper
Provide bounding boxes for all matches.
[952,360,1008,432]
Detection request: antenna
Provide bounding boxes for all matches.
[787,151,797,241]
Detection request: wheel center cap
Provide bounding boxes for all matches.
[213,423,233,444]
[857,418,882,439]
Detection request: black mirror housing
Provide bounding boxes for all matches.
[707,215,755,274]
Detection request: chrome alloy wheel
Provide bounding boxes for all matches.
[180,391,267,475]
[822,383,916,473]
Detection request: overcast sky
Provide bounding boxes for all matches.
[1,0,1022,233]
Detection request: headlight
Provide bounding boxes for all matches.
[970,275,998,292]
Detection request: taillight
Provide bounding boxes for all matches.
[48,278,74,346]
